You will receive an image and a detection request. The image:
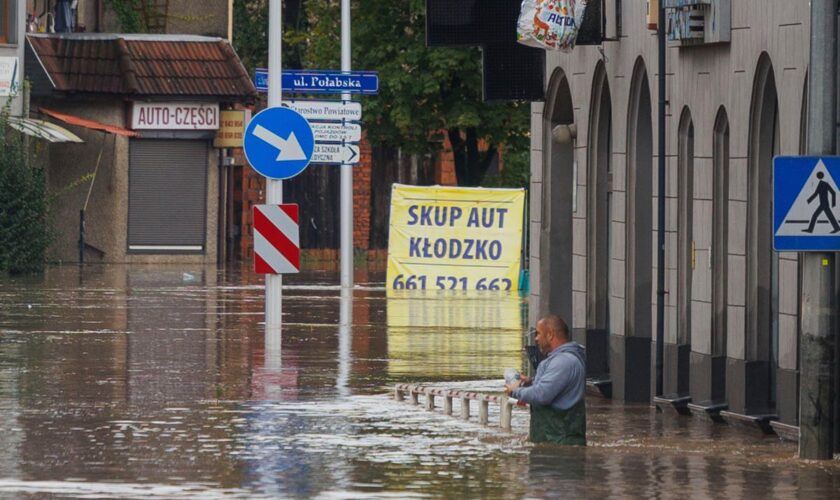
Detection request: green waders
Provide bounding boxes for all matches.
[528,399,586,445]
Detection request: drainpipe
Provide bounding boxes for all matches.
[799,0,837,460]
[655,0,666,398]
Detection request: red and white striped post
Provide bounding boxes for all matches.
[254,204,300,274]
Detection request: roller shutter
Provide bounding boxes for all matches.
[128,139,208,252]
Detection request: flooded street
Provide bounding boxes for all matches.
[1,264,839,498]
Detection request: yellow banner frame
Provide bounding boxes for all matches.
[386,184,526,291]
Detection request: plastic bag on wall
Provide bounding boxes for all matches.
[517,0,589,52]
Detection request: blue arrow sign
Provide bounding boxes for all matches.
[774,156,840,251]
[243,107,314,180]
[254,69,379,95]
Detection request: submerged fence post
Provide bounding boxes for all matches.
[425,389,435,411]
[500,398,513,430]
[394,386,520,433]
[444,392,453,415]
[460,396,470,420]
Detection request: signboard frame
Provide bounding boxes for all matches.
[773,156,840,252]
[255,69,379,94]
[131,102,220,130]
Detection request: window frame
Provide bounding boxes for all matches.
[0,0,17,45]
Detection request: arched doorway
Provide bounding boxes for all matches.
[710,106,730,404]
[668,107,694,397]
[733,53,779,415]
[535,68,575,325]
[614,58,653,402]
[585,62,612,378]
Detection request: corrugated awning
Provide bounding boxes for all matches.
[40,107,140,137]
[6,116,84,143]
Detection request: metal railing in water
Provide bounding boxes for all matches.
[393,384,519,431]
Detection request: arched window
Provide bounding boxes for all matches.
[626,58,653,345]
[677,108,694,350]
[587,62,612,333]
[536,68,575,323]
[712,107,729,362]
[621,57,653,402]
[745,53,779,413]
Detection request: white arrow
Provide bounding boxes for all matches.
[253,124,307,161]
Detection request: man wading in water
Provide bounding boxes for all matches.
[504,315,586,445]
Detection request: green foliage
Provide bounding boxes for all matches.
[233,0,268,72]
[482,147,531,190]
[104,0,146,32]
[233,0,308,78]
[0,117,51,275]
[232,0,531,187]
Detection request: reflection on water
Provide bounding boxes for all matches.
[386,290,525,379]
[0,264,838,498]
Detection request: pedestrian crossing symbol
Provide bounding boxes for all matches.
[774,156,840,251]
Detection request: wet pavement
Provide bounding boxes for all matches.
[0,263,839,498]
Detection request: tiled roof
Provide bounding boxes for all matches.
[27,34,257,100]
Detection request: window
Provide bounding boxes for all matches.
[0,0,17,45]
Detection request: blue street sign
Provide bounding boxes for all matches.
[254,69,379,95]
[774,156,840,251]
[243,107,314,180]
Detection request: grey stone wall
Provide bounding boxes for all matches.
[532,1,808,408]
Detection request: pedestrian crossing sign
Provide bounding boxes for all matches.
[774,156,840,251]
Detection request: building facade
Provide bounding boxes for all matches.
[530,1,808,433]
[26,33,255,264]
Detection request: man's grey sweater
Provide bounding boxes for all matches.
[512,342,586,411]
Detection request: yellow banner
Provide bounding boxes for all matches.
[213,110,246,148]
[386,184,526,291]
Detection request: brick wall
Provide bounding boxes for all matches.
[236,149,265,262]
[353,135,373,249]
[436,134,458,186]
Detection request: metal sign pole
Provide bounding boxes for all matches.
[799,0,837,460]
[266,0,283,330]
[340,0,353,290]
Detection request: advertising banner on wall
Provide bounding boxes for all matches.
[386,184,526,291]
[0,57,19,96]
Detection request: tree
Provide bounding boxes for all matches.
[233,0,530,187]
[0,118,50,274]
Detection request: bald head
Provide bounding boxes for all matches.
[534,315,570,353]
[540,314,569,340]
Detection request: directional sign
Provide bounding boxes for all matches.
[774,156,840,251]
[255,69,379,95]
[282,100,362,122]
[311,122,361,143]
[313,143,360,165]
[243,107,314,180]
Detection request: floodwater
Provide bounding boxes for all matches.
[0,264,839,499]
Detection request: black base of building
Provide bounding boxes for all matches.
[572,328,610,377]
[725,357,774,415]
[689,351,726,403]
[662,342,691,396]
[776,367,799,426]
[610,334,651,402]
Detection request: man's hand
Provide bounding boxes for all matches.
[519,374,532,387]
[504,380,521,395]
